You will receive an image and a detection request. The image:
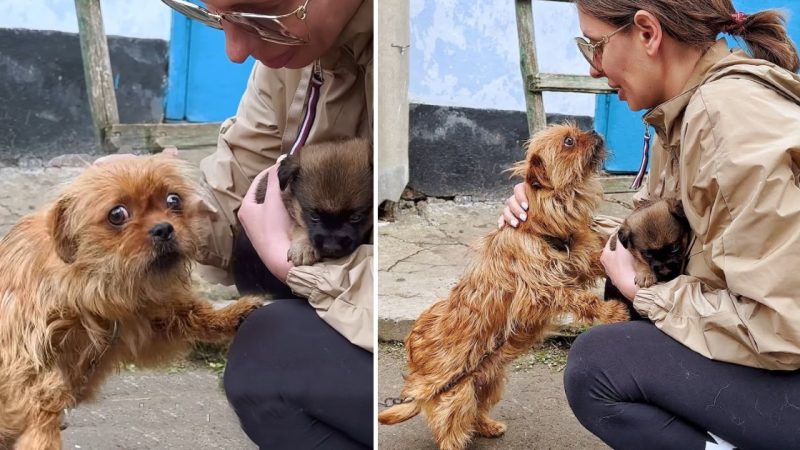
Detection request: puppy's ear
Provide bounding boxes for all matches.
[666,198,687,222]
[526,155,550,188]
[617,226,632,250]
[48,196,78,263]
[277,155,301,192]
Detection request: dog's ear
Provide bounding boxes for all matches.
[526,155,550,188]
[277,155,301,192]
[48,196,78,263]
[617,226,632,250]
[666,198,687,223]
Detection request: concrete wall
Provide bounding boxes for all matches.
[0,0,170,39]
[409,0,595,116]
[408,104,592,199]
[0,28,168,163]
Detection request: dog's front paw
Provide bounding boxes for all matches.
[287,242,319,266]
[231,296,264,328]
[634,271,656,288]
[476,416,507,438]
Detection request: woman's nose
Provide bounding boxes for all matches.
[589,65,604,78]
[222,22,255,64]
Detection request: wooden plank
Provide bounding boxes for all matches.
[107,123,221,152]
[74,0,119,149]
[529,73,617,94]
[515,0,546,136]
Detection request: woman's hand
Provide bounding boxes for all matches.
[238,157,294,282]
[497,182,529,229]
[601,235,640,301]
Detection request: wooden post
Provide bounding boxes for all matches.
[75,0,119,151]
[515,0,546,136]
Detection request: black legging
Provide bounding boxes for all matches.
[224,300,374,449]
[564,321,800,450]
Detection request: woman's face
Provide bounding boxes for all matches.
[578,9,663,111]
[203,0,361,69]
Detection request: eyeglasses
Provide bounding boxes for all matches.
[161,0,311,46]
[574,23,630,72]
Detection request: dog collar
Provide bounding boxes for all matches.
[542,234,573,258]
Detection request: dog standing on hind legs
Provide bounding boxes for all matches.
[378,124,630,450]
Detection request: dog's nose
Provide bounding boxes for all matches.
[149,223,175,241]
[321,241,343,256]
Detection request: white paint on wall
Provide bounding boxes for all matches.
[410,0,595,116]
[0,0,171,40]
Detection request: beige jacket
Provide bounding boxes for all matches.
[194,1,374,352]
[631,39,800,370]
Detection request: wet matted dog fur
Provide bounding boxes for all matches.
[378,124,630,450]
[0,157,262,448]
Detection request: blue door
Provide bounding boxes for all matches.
[596,1,800,172]
[164,1,256,122]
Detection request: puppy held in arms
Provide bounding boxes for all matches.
[610,198,690,288]
[378,124,630,450]
[261,138,373,266]
[0,157,262,449]
[603,198,691,316]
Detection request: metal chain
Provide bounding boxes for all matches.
[378,337,506,408]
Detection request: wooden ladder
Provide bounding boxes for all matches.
[514,0,615,136]
[74,0,219,153]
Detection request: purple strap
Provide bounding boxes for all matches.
[630,126,651,190]
[289,69,324,156]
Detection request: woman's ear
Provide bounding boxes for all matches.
[632,10,663,57]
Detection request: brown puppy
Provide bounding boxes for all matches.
[276,138,373,266]
[378,124,630,450]
[609,198,691,288]
[0,157,262,449]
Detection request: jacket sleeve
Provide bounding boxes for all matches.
[633,78,800,370]
[286,245,374,352]
[194,62,285,270]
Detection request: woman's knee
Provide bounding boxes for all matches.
[564,323,632,408]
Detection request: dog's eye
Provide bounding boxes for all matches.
[350,213,364,223]
[166,193,182,210]
[671,244,682,254]
[309,212,321,223]
[108,205,129,226]
[564,136,575,148]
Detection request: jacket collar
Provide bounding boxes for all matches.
[643,40,735,146]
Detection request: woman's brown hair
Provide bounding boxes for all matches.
[574,0,799,72]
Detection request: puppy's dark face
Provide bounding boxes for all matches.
[279,138,373,260]
[618,198,690,281]
[48,157,200,277]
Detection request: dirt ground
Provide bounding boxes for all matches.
[61,362,255,450]
[377,341,608,450]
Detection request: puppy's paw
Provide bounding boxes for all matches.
[288,242,319,266]
[476,416,507,438]
[634,271,656,288]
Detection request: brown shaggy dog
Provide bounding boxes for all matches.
[0,157,262,449]
[378,124,630,450]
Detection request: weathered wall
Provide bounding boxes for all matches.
[0,29,168,163]
[408,104,592,199]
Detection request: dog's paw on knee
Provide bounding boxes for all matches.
[232,296,264,327]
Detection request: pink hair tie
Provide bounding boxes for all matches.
[722,11,748,33]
